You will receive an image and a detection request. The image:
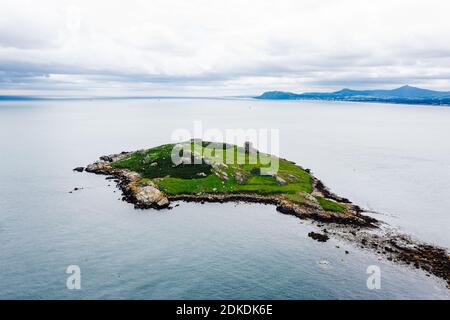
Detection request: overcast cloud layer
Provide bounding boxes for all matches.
[1,0,450,96]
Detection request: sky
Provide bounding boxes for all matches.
[1,0,450,97]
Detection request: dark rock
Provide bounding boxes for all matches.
[100,155,113,162]
[73,167,84,172]
[308,232,329,242]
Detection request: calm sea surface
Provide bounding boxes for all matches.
[0,98,449,299]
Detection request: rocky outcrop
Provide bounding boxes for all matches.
[132,183,169,208]
[308,232,329,242]
[275,195,376,228]
[234,170,250,184]
[86,161,111,174]
[311,176,351,204]
[212,163,229,181]
[84,158,168,209]
[296,191,322,209]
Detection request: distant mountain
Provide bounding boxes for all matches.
[256,85,450,106]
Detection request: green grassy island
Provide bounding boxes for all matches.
[79,140,449,286]
[83,140,375,227]
[78,140,450,285]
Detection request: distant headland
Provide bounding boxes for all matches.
[256,85,450,106]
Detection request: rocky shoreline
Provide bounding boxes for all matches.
[76,152,450,288]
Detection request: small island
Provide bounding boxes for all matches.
[78,140,449,287]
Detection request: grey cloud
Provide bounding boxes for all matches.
[1,0,450,96]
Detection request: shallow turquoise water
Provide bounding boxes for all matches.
[0,98,449,299]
